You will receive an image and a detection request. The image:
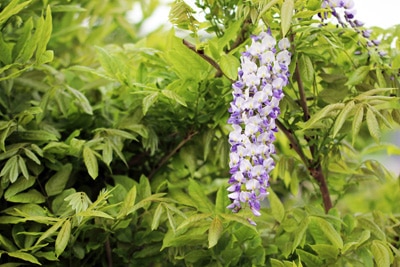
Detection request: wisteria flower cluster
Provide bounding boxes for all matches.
[227,31,291,222]
[322,0,386,56]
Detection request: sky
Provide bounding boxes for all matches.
[355,0,399,28]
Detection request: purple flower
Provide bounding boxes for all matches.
[322,0,386,57]
[227,31,291,220]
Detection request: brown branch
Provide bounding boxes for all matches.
[226,18,252,54]
[276,119,309,167]
[105,236,113,267]
[293,49,333,213]
[182,39,234,82]
[310,165,332,212]
[148,130,198,179]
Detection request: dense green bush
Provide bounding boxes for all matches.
[0,0,399,266]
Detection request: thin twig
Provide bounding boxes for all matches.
[276,119,309,167]
[105,236,113,267]
[148,131,198,179]
[182,39,234,82]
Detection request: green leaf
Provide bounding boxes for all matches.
[45,164,72,197]
[281,0,294,37]
[270,259,285,267]
[142,92,159,115]
[268,187,285,223]
[55,220,71,257]
[219,54,239,81]
[161,89,187,107]
[299,103,345,131]
[109,140,128,166]
[7,189,46,204]
[64,192,92,213]
[17,156,28,179]
[296,249,323,267]
[166,208,176,232]
[208,217,223,248]
[179,146,196,176]
[0,155,19,183]
[95,46,124,81]
[177,213,212,232]
[0,233,18,252]
[0,31,13,65]
[202,129,214,161]
[358,218,386,241]
[258,0,280,20]
[217,19,243,50]
[219,213,255,227]
[215,185,230,214]
[102,140,113,166]
[371,240,391,267]
[23,148,41,165]
[0,0,32,26]
[366,107,381,142]
[298,54,314,84]
[352,104,364,144]
[17,130,58,142]
[97,128,138,140]
[188,179,214,213]
[118,185,136,218]
[292,217,309,252]
[166,32,209,80]
[151,203,164,230]
[35,219,65,246]
[65,86,93,115]
[37,50,53,65]
[35,5,52,60]
[7,251,41,265]
[310,244,339,261]
[309,216,343,249]
[333,100,355,137]
[346,66,370,86]
[4,176,35,200]
[76,210,113,219]
[83,146,98,179]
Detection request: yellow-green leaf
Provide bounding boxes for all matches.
[352,104,364,145]
[208,217,223,248]
[281,0,294,37]
[366,107,381,142]
[36,219,65,245]
[299,54,314,84]
[151,203,164,230]
[45,163,72,196]
[55,220,71,257]
[346,66,370,86]
[83,146,98,179]
[142,92,159,115]
[371,240,391,267]
[118,185,137,218]
[219,54,239,81]
[7,251,41,265]
[333,100,355,137]
[268,187,285,223]
[309,216,343,249]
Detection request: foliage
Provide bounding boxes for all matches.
[0,0,399,266]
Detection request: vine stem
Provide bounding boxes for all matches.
[294,59,333,213]
[105,236,113,267]
[148,130,198,179]
[182,39,234,82]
